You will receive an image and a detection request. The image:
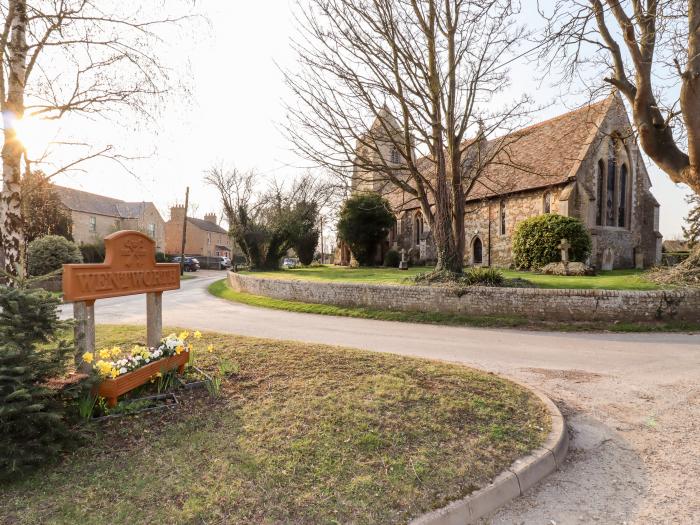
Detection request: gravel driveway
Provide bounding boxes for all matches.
[61,273,700,523]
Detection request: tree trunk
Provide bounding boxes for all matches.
[0,0,28,277]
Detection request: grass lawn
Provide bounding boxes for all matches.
[2,325,549,525]
[241,265,662,291]
[210,279,700,333]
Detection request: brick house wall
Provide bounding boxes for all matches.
[164,207,232,257]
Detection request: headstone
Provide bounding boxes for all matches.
[558,238,571,264]
[635,250,645,269]
[601,247,614,271]
[399,248,408,270]
[63,230,181,365]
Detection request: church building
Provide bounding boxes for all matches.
[348,93,662,269]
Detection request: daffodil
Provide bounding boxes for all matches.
[175,346,184,355]
[194,330,202,339]
[207,344,214,353]
[109,368,119,379]
[178,331,189,341]
[82,352,94,364]
[98,349,111,359]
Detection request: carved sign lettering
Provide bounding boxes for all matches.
[63,230,181,302]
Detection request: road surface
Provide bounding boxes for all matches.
[61,271,700,524]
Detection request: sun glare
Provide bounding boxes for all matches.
[10,115,54,157]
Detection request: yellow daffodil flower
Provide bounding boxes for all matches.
[98,349,111,359]
[82,352,94,364]
[110,368,119,379]
[188,344,193,351]
[207,344,214,353]
[178,331,189,341]
[194,330,202,339]
[175,346,184,355]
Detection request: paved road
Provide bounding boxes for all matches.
[61,271,700,524]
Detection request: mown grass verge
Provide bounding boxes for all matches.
[1,325,549,525]
[241,265,662,291]
[210,279,700,333]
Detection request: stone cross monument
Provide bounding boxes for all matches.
[558,238,571,264]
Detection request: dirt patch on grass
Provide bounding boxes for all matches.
[1,325,550,525]
[523,368,607,383]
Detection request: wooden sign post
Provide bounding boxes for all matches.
[63,230,181,371]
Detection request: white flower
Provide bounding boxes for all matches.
[145,359,150,363]
[119,367,127,374]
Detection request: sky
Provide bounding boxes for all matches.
[30,1,695,240]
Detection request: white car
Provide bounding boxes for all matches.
[282,258,298,269]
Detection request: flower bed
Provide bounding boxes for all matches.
[82,331,212,407]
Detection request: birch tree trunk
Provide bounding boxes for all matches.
[0,0,27,276]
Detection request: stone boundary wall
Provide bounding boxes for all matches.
[228,273,700,323]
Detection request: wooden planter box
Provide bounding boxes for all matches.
[96,352,189,407]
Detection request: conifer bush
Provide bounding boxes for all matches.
[512,214,591,270]
[0,285,74,481]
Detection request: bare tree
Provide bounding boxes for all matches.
[539,1,700,196]
[0,0,193,276]
[285,0,531,273]
[205,166,341,268]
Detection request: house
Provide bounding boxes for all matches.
[164,206,232,257]
[54,185,166,251]
[348,92,662,269]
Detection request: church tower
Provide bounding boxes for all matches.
[352,106,411,194]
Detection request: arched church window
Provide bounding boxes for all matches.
[596,160,605,226]
[606,140,617,226]
[543,192,551,214]
[414,213,423,245]
[618,164,628,228]
[390,147,400,164]
[499,200,506,235]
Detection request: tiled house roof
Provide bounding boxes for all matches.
[384,96,614,211]
[54,185,152,218]
[187,216,227,234]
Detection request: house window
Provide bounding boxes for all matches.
[89,216,96,232]
[147,223,156,239]
[606,140,617,226]
[207,233,211,245]
[390,147,400,164]
[414,213,423,245]
[596,160,605,226]
[499,200,506,235]
[543,192,551,214]
[618,164,628,228]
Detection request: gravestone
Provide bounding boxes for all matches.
[399,248,408,270]
[63,230,181,371]
[601,247,615,271]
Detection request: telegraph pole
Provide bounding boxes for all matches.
[179,187,189,276]
[319,216,324,264]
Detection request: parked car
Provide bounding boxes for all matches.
[216,256,232,270]
[172,256,200,272]
[282,257,298,269]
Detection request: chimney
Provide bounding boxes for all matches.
[170,204,186,222]
[204,212,216,225]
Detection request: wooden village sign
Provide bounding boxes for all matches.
[63,230,181,365]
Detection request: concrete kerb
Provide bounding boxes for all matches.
[410,382,568,525]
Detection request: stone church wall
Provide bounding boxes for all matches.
[229,273,700,323]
